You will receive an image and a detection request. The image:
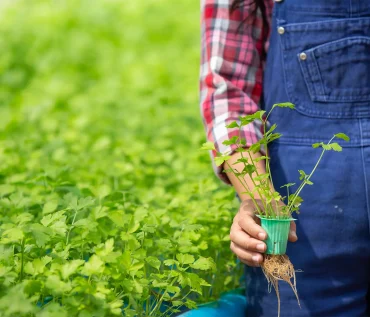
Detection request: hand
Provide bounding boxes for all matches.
[229,199,298,267]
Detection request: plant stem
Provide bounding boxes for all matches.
[239,148,269,214]
[244,151,269,211]
[66,209,78,245]
[225,162,262,215]
[262,118,275,192]
[237,128,267,208]
[19,239,25,282]
[288,136,335,213]
[149,278,177,316]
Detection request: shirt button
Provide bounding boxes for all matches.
[277,27,285,34]
[299,52,307,60]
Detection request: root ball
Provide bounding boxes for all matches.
[261,254,300,317]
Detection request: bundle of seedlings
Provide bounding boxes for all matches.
[201,102,349,316]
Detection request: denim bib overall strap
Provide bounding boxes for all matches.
[245,0,370,316]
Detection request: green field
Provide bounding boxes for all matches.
[0,0,242,316]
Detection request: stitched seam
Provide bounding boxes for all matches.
[359,119,370,235]
[311,52,327,101]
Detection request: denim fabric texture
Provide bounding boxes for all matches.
[245,0,370,316]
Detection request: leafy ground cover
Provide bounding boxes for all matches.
[0,0,242,316]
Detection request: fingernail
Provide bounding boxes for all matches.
[258,232,266,240]
[252,255,260,262]
[257,243,265,251]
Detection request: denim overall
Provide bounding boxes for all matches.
[245,0,370,316]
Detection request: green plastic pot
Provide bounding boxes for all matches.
[257,216,296,255]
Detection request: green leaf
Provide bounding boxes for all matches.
[288,194,303,207]
[200,141,215,151]
[214,155,231,167]
[82,255,105,276]
[222,136,239,146]
[0,285,37,315]
[225,121,239,129]
[253,156,269,162]
[157,239,172,249]
[256,110,267,120]
[145,256,161,270]
[232,158,248,165]
[76,196,95,211]
[281,183,295,188]
[127,217,140,234]
[109,300,124,316]
[43,201,58,214]
[322,143,332,150]
[190,257,216,272]
[96,184,111,199]
[249,142,261,154]
[334,133,350,141]
[60,260,85,280]
[2,227,24,242]
[152,280,168,288]
[242,164,256,175]
[254,173,269,182]
[184,299,198,309]
[298,170,307,181]
[46,275,72,294]
[224,276,233,286]
[39,303,68,317]
[0,184,15,196]
[312,143,321,148]
[176,253,195,265]
[142,224,156,233]
[267,123,277,133]
[240,111,265,126]
[172,300,183,307]
[163,259,178,267]
[272,102,295,110]
[25,256,52,276]
[330,142,342,152]
[266,132,282,143]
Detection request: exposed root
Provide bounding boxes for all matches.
[261,254,300,317]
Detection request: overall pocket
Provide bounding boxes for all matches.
[300,37,370,103]
[280,17,370,118]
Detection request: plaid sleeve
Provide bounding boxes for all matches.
[200,0,272,185]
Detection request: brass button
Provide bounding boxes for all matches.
[277,26,285,35]
[299,52,307,61]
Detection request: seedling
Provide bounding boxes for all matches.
[201,102,349,316]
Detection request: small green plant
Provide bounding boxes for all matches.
[202,102,349,220]
[201,102,349,317]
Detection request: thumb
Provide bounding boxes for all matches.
[288,220,298,242]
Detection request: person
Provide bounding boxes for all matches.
[200,0,370,316]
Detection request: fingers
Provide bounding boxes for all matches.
[288,220,298,242]
[230,242,264,267]
[237,215,267,241]
[230,222,266,253]
[237,199,267,240]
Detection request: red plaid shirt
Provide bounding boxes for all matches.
[200,0,273,184]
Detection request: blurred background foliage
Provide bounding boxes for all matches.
[0,0,243,316]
